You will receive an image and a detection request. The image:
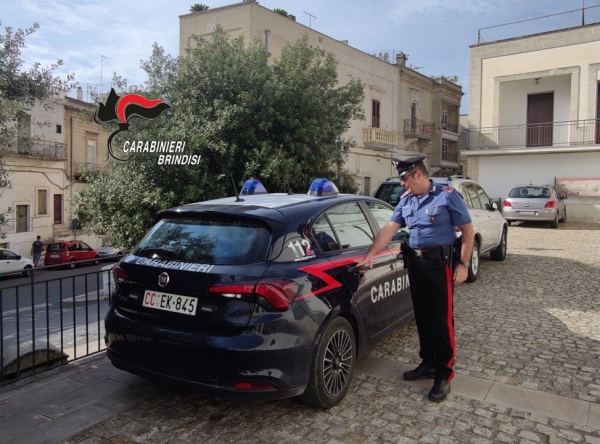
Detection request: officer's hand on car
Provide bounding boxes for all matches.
[354,254,374,271]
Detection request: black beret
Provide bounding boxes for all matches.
[392,155,426,178]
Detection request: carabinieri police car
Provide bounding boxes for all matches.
[105,178,413,408]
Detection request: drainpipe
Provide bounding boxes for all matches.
[264,29,270,63]
[69,117,73,233]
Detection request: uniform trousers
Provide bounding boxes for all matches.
[407,250,456,381]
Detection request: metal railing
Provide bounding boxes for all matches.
[0,217,34,235]
[441,122,458,133]
[404,119,435,139]
[74,162,105,181]
[465,119,600,150]
[441,151,458,162]
[0,261,115,386]
[2,139,67,160]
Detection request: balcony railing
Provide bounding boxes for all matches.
[441,151,458,162]
[0,217,34,236]
[363,127,398,150]
[441,122,458,133]
[465,119,600,150]
[1,139,67,160]
[404,119,435,139]
[74,162,105,181]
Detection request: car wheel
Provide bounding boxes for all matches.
[69,259,76,269]
[559,208,567,223]
[466,241,480,283]
[299,316,355,409]
[549,213,559,229]
[93,255,100,265]
[22,266,33,277]
[490,228,507,261]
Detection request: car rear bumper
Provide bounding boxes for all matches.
[104,305,315,400]
[503,208,557,222]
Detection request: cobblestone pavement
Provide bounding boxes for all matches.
[61,222,600,444]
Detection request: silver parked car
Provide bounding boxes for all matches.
[502,185,567,228]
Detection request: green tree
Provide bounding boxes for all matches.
[78,28,364,248]
[432,74,459,84]
[273,8,288,16]
[0,21,74,209]
[189,3,209,12]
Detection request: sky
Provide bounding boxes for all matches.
[2,0,599,113]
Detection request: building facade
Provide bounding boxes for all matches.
[465,23,600,222]
[180,2,463,195]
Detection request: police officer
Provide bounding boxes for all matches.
[356,156,474,402]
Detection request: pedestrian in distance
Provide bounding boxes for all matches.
[355,156,475,402]
[31,235,44,267]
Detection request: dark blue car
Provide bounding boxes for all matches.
[105,179,413,408]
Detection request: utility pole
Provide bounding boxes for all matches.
[100,55,107,97]
[582,0,585,26]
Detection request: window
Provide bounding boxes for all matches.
[463,184,483,209]
[365,202,393,230]
[87,139,97,167]
[326,202,374,249]
[372,100,380,128]
[56,124,62,134]
[37,189,48,215]
[442,141,449,161]
[442,110,448,124]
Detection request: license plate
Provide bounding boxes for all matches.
[142,290,197,315]
[518,211,536,216]
[51,254,59,258]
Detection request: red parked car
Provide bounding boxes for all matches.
[43,241,100,269]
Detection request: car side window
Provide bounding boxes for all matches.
[464,183,483,209]
[326,202,375,249]
[81,243,91,251]
[364,201,393,230]
[474,184,492,210]
[5,251,18,260]
[69,243,78,251]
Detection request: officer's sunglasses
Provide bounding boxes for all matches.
[400,169,418,183]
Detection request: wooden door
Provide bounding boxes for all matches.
[54,194,62,224]
[527,93,553,147]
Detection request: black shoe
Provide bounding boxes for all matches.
[428,378,451,402]
[403,363,436,381]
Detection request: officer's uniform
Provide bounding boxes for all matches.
[390,158,471,382]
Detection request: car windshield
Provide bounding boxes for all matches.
[47,243,65,252]
[374,183,406,206]
[134,216,272,265]
[509,187,551,198]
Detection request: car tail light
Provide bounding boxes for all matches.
[233,381,274,391]
[113,267,129,283]
[503,200,512,208]
[544,201,556,208]
[208,278,299,310]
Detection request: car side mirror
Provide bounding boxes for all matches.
[16,255,22,260]
[561,194,568,200]
[491,202,498,211]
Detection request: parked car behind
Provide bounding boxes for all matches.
[0,249,34,277]
[96,246,131,262]
[503,185,567,228]
[373,175,508,283]
[105,178,414,409]
[43,241,100,269]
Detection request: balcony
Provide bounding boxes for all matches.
[362,127,398,150]
[441,122,458,133]
[465,119,600,150]
[404,119,435,140]
[73,162,105,181]
[1,139,67,160]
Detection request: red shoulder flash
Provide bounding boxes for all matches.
[441,186,453,192]
[401,191,409,198]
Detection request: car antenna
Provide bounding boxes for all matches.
[230,174,244,202]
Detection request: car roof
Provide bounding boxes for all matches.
[512,184,553,188]
[158,193,384,223]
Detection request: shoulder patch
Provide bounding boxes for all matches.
[441,186,453,192]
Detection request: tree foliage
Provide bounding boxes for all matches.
[0,21,74,192]
[273,8,288,16]
[79,28,364,248]
[189,3,209,12]
[432,74,459,84]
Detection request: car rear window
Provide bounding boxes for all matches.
[47,243,66,252]
[509,187,551,198]
[134,216,271,265]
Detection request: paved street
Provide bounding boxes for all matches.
[0,221,598,443]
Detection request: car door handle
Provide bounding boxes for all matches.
[347,265,365,274]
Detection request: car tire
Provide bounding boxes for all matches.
[490,228,507,261]
[299,316,355,409]
[69,259,76,269]
[22,266,33,277]
[466,241,480,283]
[93,256,100,266]
[550,213,559,229]
[559,208,567,223]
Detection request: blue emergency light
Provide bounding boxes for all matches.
[241,179,268,195]
[307,178,339,197]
